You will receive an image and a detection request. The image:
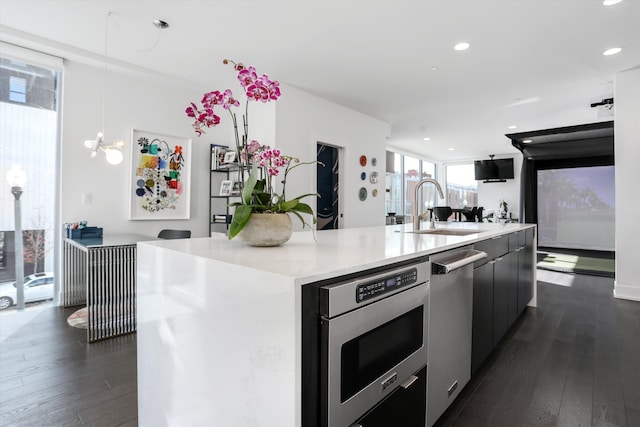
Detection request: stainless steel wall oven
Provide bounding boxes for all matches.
[301,256,430,427]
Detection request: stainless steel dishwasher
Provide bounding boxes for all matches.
[427,246,487,427]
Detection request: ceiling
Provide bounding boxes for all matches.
[1,0,638,162]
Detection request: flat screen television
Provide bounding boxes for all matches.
[474,158,514,181]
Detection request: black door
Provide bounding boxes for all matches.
[317,143,339,230]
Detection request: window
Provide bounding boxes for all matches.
[385,151,437,217]
[0,46,61,294]
[28,278,46,288]
[0,231,4,269]
[9,76,26,103]
[385,152,402,215]
[445,163,478,208]
[404,156,421,217]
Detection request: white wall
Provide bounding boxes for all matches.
[274,84,391,229]
[61,61,229,238]
[477,154,523,220]
[60,65,390,237]
[614,66,640,301]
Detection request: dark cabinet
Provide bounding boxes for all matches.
[472,235,507,374]
[471,261,494,374]
[517,228,534,314]
[354,365,427,427]
[495,250,518,346]
[472,230,533,375]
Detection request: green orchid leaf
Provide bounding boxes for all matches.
[228,205,253,239]
[279,199,300,211]
[292,192,320,201]
[290,202,314,216]
[241,164,259,205]
[289,209,315,228]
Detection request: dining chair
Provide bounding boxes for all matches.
[462,207,478,222]
[157,229,191,239]
[432,206,453,221]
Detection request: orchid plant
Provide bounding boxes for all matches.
[185,59,320,239]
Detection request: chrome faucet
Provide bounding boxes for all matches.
[413,178,445,231]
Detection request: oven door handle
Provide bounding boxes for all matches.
[432,250,487,274]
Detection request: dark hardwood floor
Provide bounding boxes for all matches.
[0,306,137,426]
[0,270,638,426]
[436,270,640,427]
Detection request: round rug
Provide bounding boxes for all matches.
[67,307,88,329]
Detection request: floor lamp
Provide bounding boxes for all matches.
[6,165,27,311]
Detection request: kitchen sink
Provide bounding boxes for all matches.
[406,229,479,236]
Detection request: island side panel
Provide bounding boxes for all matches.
[137,242,299,427]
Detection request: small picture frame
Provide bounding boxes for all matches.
[231,181,243,195]
[223,150,237,165]
[219,180,233,196]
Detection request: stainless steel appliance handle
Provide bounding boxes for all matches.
[400,374,419,389]
[432,250,487,274]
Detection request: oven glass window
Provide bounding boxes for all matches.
[341,306,424,402]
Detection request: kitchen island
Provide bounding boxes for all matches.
[136,222,536,427]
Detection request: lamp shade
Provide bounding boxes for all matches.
[6,165,27,188]
[105,148,124,165]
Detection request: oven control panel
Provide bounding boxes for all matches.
[356,268,418,303]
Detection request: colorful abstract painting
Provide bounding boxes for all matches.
[129,130,192,220]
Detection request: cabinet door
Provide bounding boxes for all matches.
[492,256,509,347]
[504,250,519,328]
[472,261,494,375]
[355,366,427,427]
[517,229,534,314]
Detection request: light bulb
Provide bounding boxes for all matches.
[6,164,27,188]
[84,139,95,148]
[105,148,123,165]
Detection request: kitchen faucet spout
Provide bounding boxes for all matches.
[413,178,445,231]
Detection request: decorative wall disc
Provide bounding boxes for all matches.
[359,187,367,201]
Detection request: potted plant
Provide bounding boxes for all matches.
[185,60,319,245]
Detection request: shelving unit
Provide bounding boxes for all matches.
[209,143,250,235]
[210,144,233,235]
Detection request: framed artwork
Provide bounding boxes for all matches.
[220,180,233,196]
[223,150,237,165]
[129,129,192,220]
[231,181,243,195]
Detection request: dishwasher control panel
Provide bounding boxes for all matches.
[356,268,418,303]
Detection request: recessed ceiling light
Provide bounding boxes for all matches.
[508,125,518,129]
[603,47,623,56]
[423,137,431,141]
[603,0,623,5]
[454,42,470,51]
[522,139,533,143]
[448,147,455,151]
[429,66,439,72]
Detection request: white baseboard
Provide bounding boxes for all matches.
[613,281,640,302]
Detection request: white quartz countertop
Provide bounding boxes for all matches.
[139,222,535,285]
